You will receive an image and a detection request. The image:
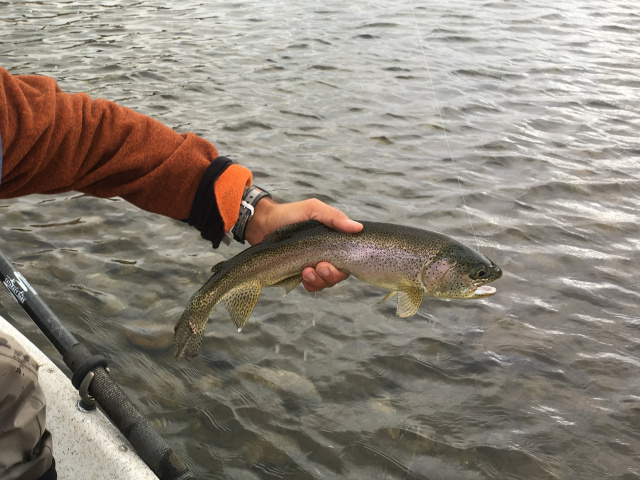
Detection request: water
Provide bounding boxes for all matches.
[2,0,640,478]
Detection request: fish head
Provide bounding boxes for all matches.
[421,243,502,299]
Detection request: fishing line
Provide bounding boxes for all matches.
[408,0,479,251]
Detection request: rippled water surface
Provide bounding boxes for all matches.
[2,1,640,478]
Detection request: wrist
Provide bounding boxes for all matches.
[244,195,276,245]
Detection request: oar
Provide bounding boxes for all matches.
[0,250,197,480]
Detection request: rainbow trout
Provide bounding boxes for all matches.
[174,221,502,358]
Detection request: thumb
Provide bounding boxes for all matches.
[302,199,363,233]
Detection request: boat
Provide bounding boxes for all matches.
[0,314,159,480]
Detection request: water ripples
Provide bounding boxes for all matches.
[2,0,640,478]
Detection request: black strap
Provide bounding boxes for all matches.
[230,186,271,244]
[186,156,233,248]
[38,458,57,480]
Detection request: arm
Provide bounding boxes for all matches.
[0,66,363,290]
[0,66,251,244]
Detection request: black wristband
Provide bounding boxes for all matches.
[186,157,233,248]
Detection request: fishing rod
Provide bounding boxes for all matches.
[0,250,197,480]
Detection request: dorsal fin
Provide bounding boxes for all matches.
[211,260,227,273]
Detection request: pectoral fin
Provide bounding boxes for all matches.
[222,284,263,331]
[396,286,424,318]
[272,275,302,296]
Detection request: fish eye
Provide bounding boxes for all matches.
[475,267,487,279]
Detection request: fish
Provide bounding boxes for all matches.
[174,220,502,358]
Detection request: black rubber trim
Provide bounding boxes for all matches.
[70,354,108,389]
[186,156,233,248]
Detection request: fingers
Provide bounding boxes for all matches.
[244,198,355,292]
[301,262,349,292]
[246,198,363,246]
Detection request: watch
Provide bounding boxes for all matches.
[223,186,272,245]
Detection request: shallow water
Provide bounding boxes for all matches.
[2,0,640,478]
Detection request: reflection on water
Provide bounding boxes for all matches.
[2,0,640,478]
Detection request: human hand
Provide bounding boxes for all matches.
[244,198,363,292]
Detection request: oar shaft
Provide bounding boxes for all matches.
[0,251,78,353]
[0,250,197,480]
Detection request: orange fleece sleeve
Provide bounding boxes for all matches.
[0,66,252,231]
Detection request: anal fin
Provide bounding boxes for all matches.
[222,284,263,331]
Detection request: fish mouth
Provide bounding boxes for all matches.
[456,280,497,299]
[471,284,497,298]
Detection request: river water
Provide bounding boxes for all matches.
[2,1,639,478]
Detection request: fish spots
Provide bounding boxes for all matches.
[174,220,502,357]
[188,320,198,335]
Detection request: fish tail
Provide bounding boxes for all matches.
[173,306,207,359]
